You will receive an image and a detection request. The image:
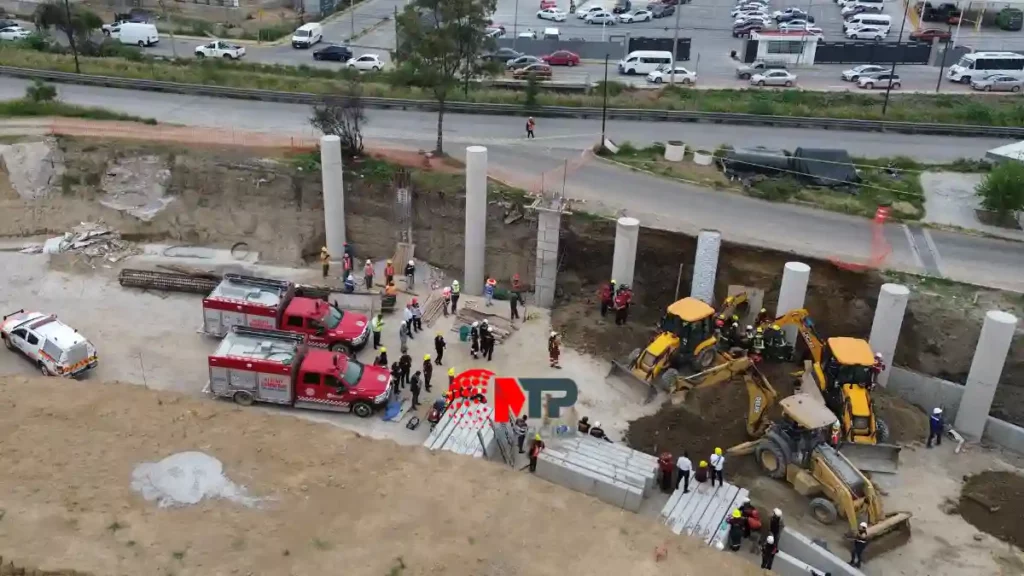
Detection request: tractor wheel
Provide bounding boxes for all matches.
[627,347,641,365]
[875,417,891,443]
[659,368,679,392]
[692,347,716,371]
[755,434,791,479]
[809,497,839,525]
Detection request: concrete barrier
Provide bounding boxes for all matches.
[330,291,378,314]
[535,451,645,511]
[772,551,817,576]
[982,418,1024,453]
[778,527,864,576]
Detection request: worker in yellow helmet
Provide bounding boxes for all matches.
[727,508,745,551]
[373,346,388,368]
[710,448,725,487]
[695,460,709,484]
[528,432,546,473]
[448,367,456,389]
[755,307,770,326]
[422,354,433,392]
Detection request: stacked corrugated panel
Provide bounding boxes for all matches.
[659,481,750,548]
[422,404,497,459]
[534,436,659,512]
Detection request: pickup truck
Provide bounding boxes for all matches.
[736,60,787,80]
[2,310,98,377]
[195,40,246,59]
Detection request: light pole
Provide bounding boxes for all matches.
[670,1,682,85]
[512,0,520,50]
[62,0,80,74]
[882,0,910,116]
[935,26,952,92]
[601,53,609,146]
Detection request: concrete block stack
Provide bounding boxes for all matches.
[659,481,750,546]
[534,436,658,512]
[422,404,497,459]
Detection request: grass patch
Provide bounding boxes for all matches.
[0,97,158,124]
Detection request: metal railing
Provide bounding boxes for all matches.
[3,66,1024,138]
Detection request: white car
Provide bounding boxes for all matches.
[578,5,604,18]
[750,69,798,87]
[646,66,696,84]
[846,25,886,40]
[347,54,384,71]
[731,6,769,17]
[0,25,30,41]
[777,20,811,32]
[518,29,538,38]
[537,8,567,21]
[841,64,889,81]
[585,10,617,24]
[2,309,98,377]
[194,40,246,59]
[619,9,653,22]
[735,13,772,25]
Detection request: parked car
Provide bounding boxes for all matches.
[651,3,675,17]
[735,13,772,25]
[619,9,653,22]
[518,29,538,38]
[732,21,765,37]
[970,73,1024,92]
[0,25,30,41]
[485,25,506,38]
[773,8,813,22]
[841,64,890,81]
[347,54,384,71]
[857,72,900,89]
[586,10,618,24]
[313,45,353,61]
[482,47,522,62]
[736,60,787,79]
[647,65,696,84]
[909,27,951,42]
[537,7,567,21]
[2,310,98,378]
[506,55,542,70]
[840,4,871,17]
[804,25,824,35]
[731,4,767,16]
[542,50,580,66]
[778,20,814,32]
[846,25,886,40]
[512,63,553,79]
[613,0,632,13]
[291,22,323,49]
[195,40,246,59]
[578,5,604,18]
[750,69,798,87]
[921,1,962,23]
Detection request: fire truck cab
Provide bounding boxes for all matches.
[203,274,369,352]
[207,327,392,417]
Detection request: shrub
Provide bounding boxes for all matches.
[750,177,801,201]
[25,80,57,102]
[976,161,1024,219]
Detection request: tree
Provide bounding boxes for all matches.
[395,0,495,154]
[309,77,368,158]
[33,1,102,73]
[976,161,1024,222]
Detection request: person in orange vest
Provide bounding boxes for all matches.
[384,259,395,286]
[548,331,561,369]
[363,259,374,289]
[613,284,632,325]
[342,249,353,277]
[598,279,616,317]
[526,117,536,139]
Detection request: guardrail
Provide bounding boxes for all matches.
[3,66,1024,138]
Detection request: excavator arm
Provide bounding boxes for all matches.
[771,308,824,365]
[673,356,778,437]
[718,292,750,321]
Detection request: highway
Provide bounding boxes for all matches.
[0,77,1020,291]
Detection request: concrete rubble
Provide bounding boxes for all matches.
[20,221,137,262]
[0,138,64,200]
[534,435,657,512]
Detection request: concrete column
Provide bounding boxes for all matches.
[464,145,488,295]
[320,135,346,258]
[868,283,910,388]
[775,262,811,346]
[690,230,721,304]
[611,217,639,288]
[534,209,561,309]
[955,311,1019,440]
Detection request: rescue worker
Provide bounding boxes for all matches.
[343,273,356,294]
[760,535,778,570]
[870,352,886,387]
[320,246,331,278]
[398,353,412,386]
[528,433,545,472]
[709,447,725,487]
[514,415,529,453]
[434,332,446,365]
[658,452,675,493]
[850,522,868,568]
[769,509,784,546]
[928,407,944,448]
[470,322,480,359]
[390,362,401,387]
[548,331,561,368]
[422,354,433,392]
[577,416,592,434]
[751,326,765,358]
[363,259,374,289]
[342,250,353,278]
[484,277,496,307]
[480,320,494,362]
[511,273,522,293]
[694,460,709,485]
[451,280,461,312]
[727,509,745,551]
[510,289,524,321]
[398,321,409,353]
[829,420,842,448]
[384,259,395,286]
[676,450,692,493]
[599,280,616,317]
[526,116,536,139]
[738,497,755,539]
[765,323,787,360]
[404,259,416,288]
[374,347,388,367]
[589,421,611,442]
[613,284,632,325]
[403,304,415,338]
[755,307,770,326]
[409,370,422,409]
[442,286,452,316]
[383,281,398,309]
[740,325,755,351]
[371,313,384,349]
[448,367,456,389]
[726,315,742,347]
[747,508,763,547]
[411,299,423,332]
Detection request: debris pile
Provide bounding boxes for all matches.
[451,305,517,343]
[99,154,174,221]
[130,451,261,509]
[959,470,1024,548]
[22,222,136,262]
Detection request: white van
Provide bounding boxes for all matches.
[291,22,323,48]
[111,22,159,47]
[618,50,673,75]
[844,14,891,32]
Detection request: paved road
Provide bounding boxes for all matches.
[0,78,1019,290]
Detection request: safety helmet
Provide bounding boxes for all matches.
[773,508,782,517]
[487,278,496,285]
[731,315,739,322]
[756,327,764,333]
[379,347,386,353]
[436,331,442,336]
[766,535,775,545]
[321,246,328,251]
[699,460,708,467]
[408,260,414,265]
[424,354,431,361]
[448,367,455,376]
[611,279,617,284]
[742,497,751,505]
[933,407,943,415]
[400,320,406,326]
[760,307,766,313]
[832,421,841,430]
[875,352,883,360]
[859,521,868,530]
[594,421,601,428]
[771,324,781,330]
[411,298,418,305]
[482,319,489,325]
[550,331,557,338]
[580,416,589,423]
[452,280,460,286]
[746,325,753,331]
[714,447,722,456]
[535,433,542,441]
[472,322,479,328]
[732,509,742,519]
[386,259,392,264]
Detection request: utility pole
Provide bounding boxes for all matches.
[882,0,910,116]
[670,1,682,85]
[350,0,356,39]
[935,25,953,92]
[601,53,609,146]
[512,0,520,50]
[158,0,177,58]
[62,0,80,74]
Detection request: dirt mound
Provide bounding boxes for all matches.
[873,388,929,445]
[959,471,1024,548]
[0,375,764,576]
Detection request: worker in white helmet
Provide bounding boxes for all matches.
[851,522,869,568]
[870,352,886,387]
[470,322,480,359]
[451,279,461,313]
[548,331,561,369]
[769,508,784,546]
[589,421,609,442]
[928,406,945,448]
[404,259,416,288]
[363,258,374,289]
[760,534,778,570]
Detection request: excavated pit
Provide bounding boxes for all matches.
[959,471,1024,549]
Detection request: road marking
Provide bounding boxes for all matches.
[901,224,926,270]
[921,228,946,278]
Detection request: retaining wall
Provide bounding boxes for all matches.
[778,527,864,576]
[533,436,656,512]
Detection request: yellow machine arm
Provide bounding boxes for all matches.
[771,308,824,365]
[676,356,778,437]
[717,292,750,321]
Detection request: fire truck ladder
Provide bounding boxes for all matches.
[222,273,293,292]
[230,325,307,344]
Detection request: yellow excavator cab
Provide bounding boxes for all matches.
[821,337,881,444]
[665,297,716,323]
[828,337,875,366]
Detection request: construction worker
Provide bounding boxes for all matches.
[398,321,409,353]
[404,259,416,288]
[403,304,415,338]
[384,259,395,286]
[769,509,784,546]
[870,352,886,387]
[434,332,446,365]
[741,325,755,350]
[409,370,422,409]
[590,421,611,442]
[448,367,456,389]
[383,281,398,308]
[320,246,331,278]
[738,497,755,539]
[747,508,763,547]
[481,320,495,362]
[363,259,374,289]
[577,416,591,434]
[599,280,616,317]
[451,280,461,312]
[411,299,423,332]
[726,315,742,347]
[694,460,709,485]
[511,273,522,292]
[760,535,778,570]
[398,353,412,386]
[484,277,496,307]
[709,447,725,487]
[343,273,356,294]
[390,361,401,388]
[829,420,842,447]
[658,452,675,493]
[374,346,388,367]
[752,326,765,358]
[928,407,944,448]
[528,433,545,472]
[613,284,632,325]
[548,331,561,368]
[422,354,433,392]
[342,250,353,277]
[727,509,745,551]
[850,522,868,568]
[442,286,452,316]
[765,323,786,360]
[755,307,770,326]
[371,313,384,349]
[514,415,529,453]
[470,322,480,359]
[526,116,536,139]
[510,289,524,321]
[676,450,692,493]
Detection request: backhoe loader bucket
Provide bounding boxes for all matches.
[839,442,902,475]
[607,353,658,404]
[865,511,913,558]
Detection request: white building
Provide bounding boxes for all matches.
[749,31,820,66]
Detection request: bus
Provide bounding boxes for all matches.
[946,51,1024,83]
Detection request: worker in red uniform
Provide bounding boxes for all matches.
[870,353,886,388]
[613,285,632,326]
[658,452,675,493]
[342,246,353,277]
[598,279,615,317]
[384,259,395,286]
[548,331,561,369]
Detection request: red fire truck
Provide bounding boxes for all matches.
[202,274,370,352]
[206,326,392,417]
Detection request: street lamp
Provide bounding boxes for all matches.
[601,53,609,146]
[882,0,910,116]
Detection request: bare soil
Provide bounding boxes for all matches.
[959,471,1024,549]
[0,375,765,576]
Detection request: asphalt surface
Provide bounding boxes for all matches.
[0,77,1019,290]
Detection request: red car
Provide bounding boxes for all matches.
[542,50,580,66]
[909,28,952,42]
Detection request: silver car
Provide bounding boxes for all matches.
[750,69,798,87]
[970,74,1024,92]
[841,64,889,81]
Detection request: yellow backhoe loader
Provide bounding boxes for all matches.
[732,395,912,551]
[607,293,750,402]
[770,309,901,474]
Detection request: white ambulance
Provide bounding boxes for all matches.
[1,310,98,377]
